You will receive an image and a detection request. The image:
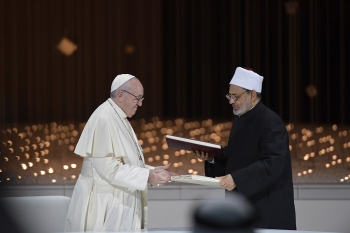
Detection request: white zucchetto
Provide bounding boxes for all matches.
[229,67,264,93]
[110,74,135,92]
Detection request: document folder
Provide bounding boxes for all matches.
[165,135,223,158]
[171,175,221,187]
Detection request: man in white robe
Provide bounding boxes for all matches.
[65,74,174,231]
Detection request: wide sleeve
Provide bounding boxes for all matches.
[89,117,150,192]
[230,118,290,197]
[204,146,228,177]
[89,157,149,192]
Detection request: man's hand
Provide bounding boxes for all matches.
[154,163,179,176]
[216,174,236,191]
[193,150,214,162]
[148,163,179,186]
[148,169,170,186]
[154,163,171,173]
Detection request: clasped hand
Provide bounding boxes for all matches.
[148,163,178,187]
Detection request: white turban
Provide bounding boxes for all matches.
[110,74,135,92]
[229,67,264,93]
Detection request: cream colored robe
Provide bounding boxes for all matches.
[65,99,153,232]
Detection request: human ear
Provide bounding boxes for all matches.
[117,91,124,102]
[251,90,257,101]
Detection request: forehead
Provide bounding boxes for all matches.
[229,84,245,94]
[128,79,144,95]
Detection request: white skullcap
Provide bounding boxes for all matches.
[229,67,264,93]
[110,74,135,92]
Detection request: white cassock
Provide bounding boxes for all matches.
[65,98,154,232]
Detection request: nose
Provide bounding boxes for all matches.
[137,100,143,107]
[229,98,236,104]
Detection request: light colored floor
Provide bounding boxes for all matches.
[59,228,339,233]
[2,184,350,232]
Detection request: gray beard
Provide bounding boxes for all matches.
[233,96,251,116]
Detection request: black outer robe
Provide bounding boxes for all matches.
[205,101,296,230]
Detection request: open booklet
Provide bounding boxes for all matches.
[165,135,223,158]
[171,175,221,187]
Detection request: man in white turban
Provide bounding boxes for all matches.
[195,67,296,230]
[65,74,176,231]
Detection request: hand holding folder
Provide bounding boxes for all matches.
[165,135,223,158]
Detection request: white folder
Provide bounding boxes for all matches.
[170,175,221,187]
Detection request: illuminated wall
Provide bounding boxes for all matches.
[1,118,350,185]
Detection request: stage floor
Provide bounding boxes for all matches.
[61,228,339,233]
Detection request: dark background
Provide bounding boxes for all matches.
[1,0,350,127]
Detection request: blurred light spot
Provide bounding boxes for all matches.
[72,130,78,137]
[21,163,27,170]
[332,124,337,131]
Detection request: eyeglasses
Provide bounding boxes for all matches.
[225,90,248,102]
[122,90,144,103]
